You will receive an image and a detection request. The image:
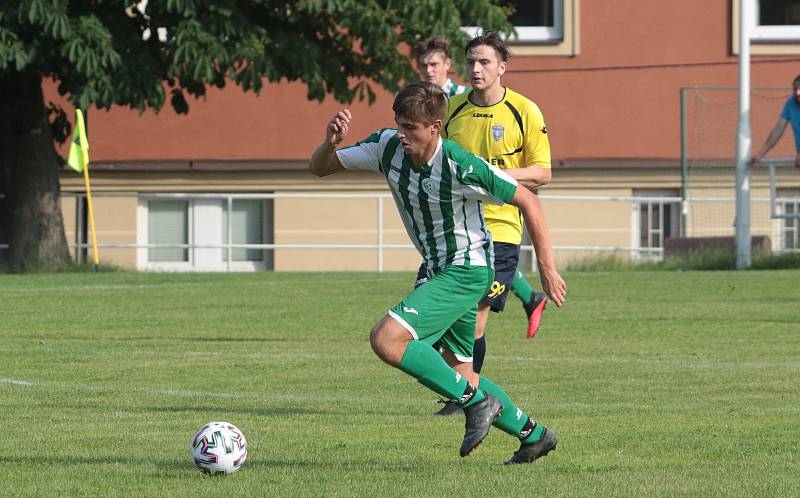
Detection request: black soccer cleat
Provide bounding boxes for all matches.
[434,399,463,417]
[459,393,502,457]
[504,427,558,464]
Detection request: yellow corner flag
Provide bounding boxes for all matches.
[67,109,89,173]
[66,108,100,266]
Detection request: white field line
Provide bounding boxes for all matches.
[0,377,33,385]
[2,377,798,414]
[1,347,797,370]
[0,275,400,294]
[0,376,359,403]
[499,355,800,369]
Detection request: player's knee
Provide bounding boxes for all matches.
[369,321,395,364]
[369,317,409,366]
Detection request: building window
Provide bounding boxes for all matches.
[148,200,189,262]
[508,0,564,43]
[138,195,273,271]
[733,0,800,54]
[464,0,579,55]
[752,0,800,42]
[633,190,681,259]
[778,190,800,250]
[222,200,264,262]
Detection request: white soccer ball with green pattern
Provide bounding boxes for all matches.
[190,422,248,475]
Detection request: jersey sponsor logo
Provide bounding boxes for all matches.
[491,124,504,141]
[487,281,506,298]
[403,306,419,315]
[421,177,436,195]
[488,158,505,166]
[472,112,493,118]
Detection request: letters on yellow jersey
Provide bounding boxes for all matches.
[484,157,505,167]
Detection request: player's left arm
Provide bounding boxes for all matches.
[505,162,551,191]
[509,186,565,307]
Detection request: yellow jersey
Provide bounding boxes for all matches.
[443,87,551,244]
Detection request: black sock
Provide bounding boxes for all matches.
[473,336,486,374]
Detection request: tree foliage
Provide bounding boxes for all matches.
[2,0,511,119]
[0,0,512,271]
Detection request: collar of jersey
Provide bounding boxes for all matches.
[401,137,442,172]
[467,86,507,108]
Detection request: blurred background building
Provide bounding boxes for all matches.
[52,0,800,271]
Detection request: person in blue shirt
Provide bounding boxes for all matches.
[751,74,800,169]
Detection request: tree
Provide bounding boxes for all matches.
[0,0,511,271]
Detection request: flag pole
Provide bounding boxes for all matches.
[81,155,100,268]
[67,108,99,268]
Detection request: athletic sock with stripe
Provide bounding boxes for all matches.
[398,340,486,405]
[478,375,542,441]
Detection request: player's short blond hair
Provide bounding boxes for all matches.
[392,81,447,125]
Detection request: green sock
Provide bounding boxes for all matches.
[478,376,538,439]
[398,340,485,405]
[511,270,534,305]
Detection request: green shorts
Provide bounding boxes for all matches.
[389,265,494,361]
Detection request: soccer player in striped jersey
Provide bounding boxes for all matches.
[309,81,566,464]
[414,36,468,98]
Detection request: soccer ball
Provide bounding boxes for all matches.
[190,421,248,475]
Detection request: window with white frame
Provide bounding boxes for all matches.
[632,189,681,259]
[778,189,800,250]
[465,0,564,44]
[751,0,800,42]
[222,199,264,262]
[138,196,273,271]
[148,200,189,263]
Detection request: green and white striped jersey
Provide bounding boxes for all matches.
[442,79,468,98]
[336,129,518,274]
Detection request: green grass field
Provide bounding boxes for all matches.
[1,271,798,497]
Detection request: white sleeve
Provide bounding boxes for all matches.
[335,130,388,172]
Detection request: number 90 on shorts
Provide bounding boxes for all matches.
[480,242,520,312]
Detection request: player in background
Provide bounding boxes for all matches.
[750,74,800,169]
[414,35,550,364]
[309,81,566,464]
[413,36,468,98]
[430,31,553,416]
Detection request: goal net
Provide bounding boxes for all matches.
[682,86,798,247]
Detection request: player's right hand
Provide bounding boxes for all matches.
[327,109,352,146]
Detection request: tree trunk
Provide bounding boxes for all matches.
[0,70,71,271]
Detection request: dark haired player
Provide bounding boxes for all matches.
[309,81,565,464]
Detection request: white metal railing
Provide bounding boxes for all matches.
[4,191,795,270]
[762,158,800,219]
[59,192,705,271]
